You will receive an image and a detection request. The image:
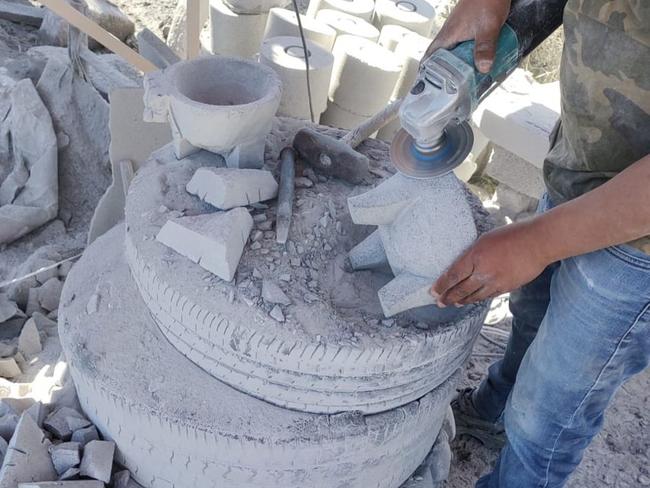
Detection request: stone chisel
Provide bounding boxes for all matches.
[275,146,296,244]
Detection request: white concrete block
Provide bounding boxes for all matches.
[18,319,41,357]
[224,0,289,14]
[0,414,57,488]
[209,0,268,58]
[374,0,436,36]
[306,0,374,21]
[260,36,334,120]
[486,145,546,199]
[472,68,560,168]
[320,100,371,130]
[392,32,430,99]
[378,25,418,52]
[328,35,403,117]
[156,209,254,282]
[79,440,115,484]
[263,8,336,51]
[315,9,379,41]
[186,168,278,210]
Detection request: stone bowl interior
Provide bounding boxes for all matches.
[173,57,279,107]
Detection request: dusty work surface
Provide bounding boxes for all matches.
[123,118,490,414]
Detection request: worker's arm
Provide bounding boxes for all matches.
[424,0,512,73]
[432,153,650,306]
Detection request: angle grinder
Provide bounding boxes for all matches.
[391,0,568,179]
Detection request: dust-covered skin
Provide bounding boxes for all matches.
[543,0,650,253]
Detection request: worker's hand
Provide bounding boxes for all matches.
[431,221,549,306]
[423,0,511,73]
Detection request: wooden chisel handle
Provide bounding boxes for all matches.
[341,98,403,149]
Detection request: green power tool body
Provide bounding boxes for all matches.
[391,0,568,178]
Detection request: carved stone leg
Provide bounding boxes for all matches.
[348,230,388,271]
[378,272,437,317]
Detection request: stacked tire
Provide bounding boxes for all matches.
[59,132,489,487]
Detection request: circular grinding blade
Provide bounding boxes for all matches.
[390,122,474,179]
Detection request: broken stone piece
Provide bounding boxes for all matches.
[111,470,130,488]
[0,414,57,487]
[36,278,63,312]
[269,305,285,322]
[18,482,103,488]
[49,442,81,475]
[0,358,21,379]
[294,177,314,188]
[156,209,253,282]
[70,426,99,448]
[24,402,45,428]
[0,294,23,324]
[186,167,279,210]
[261,280,291,306]
[65,417,91,432]
[79,440,115,483]
[18,318,42,356]
[44,408,87,441]
[58,467,80,480]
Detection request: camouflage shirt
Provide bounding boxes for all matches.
[543,0,650,253]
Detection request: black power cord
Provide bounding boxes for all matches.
[290,0,316,123]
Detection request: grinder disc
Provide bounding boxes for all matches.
[390,122,474,179]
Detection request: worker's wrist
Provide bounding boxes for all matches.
[515,216,559,267]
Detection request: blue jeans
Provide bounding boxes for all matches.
[474,195,650,487]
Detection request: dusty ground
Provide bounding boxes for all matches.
[0,1,646,487]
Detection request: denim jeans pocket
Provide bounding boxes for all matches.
[605,244,650,272]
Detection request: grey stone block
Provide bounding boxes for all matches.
[44,408,87,441]
[486,145,545,199]
[49,442,80,476]
[70,426,99,448]
[79,440,115,483]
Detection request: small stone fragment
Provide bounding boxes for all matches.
[251,230,263,242]
[24,402,46,428]
[65,416,91,432]
[250,242,262,250]
[252,268,263,280]
[37,278,63,312]
[58,467,81,480]
[49,442,81,475]
[257,220,273,231]
[18,482,103,487]
[186,168,278,210]
[0,343,16,359]
[44,408,87,441]
[112,470,131,488]
[18,319,42,357]
[85,294,100,315]
[279,274,291,282]
[156,209,253,282]
[253,213,267,223]
[294,177,313,188]
[0,358,21,379]
[70,426,99,448]
[0,294,23,323]
[261,281,291,306]
[79,440,115,483]
[269,305,285,323]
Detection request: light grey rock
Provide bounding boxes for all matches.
[0,1,44,27]
[156,209,253,282]
[269,305,285,322]
[49,442,81,475]
[18,482,103,488]
[57,468,80,480]
[261,280,291,306]
[44,408,86,441]
[294,177,313,188]
[0,436,7,465]
[65,417,91,432]
[79,440,115,483]
[0,343,16,359]
[0,294,23,323]
[18,319,42,357]
[23,402,45,428]
[0,414,57,487]
[0,399,35,417]
[136,28,181,70]
[186,168,278,210]
[486,145,545,199]
[0,358,21,378]
[111,470,130,488]
[70,426,99,448]
[36,278,62,312]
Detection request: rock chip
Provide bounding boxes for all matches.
[79,440,115,483]
[18,319,42,356]
[261,280,291,306]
